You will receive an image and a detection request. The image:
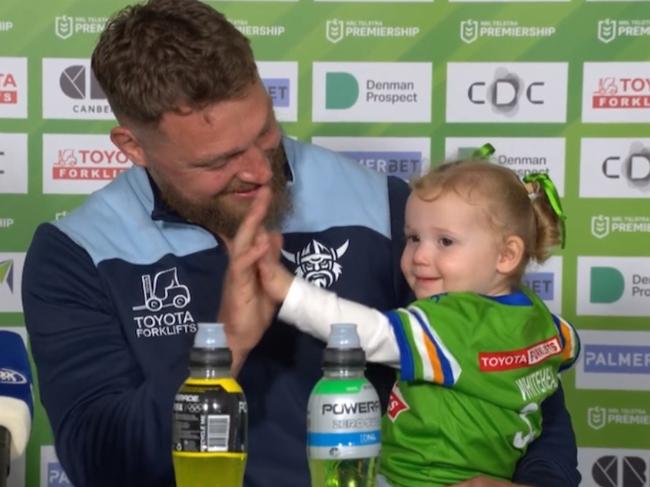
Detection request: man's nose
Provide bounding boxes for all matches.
[236,145,273,184]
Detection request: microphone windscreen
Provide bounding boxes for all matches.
[0,330,33,459]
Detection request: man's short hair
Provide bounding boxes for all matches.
[92,0,258,125]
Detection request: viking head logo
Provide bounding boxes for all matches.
[282,239,349,288]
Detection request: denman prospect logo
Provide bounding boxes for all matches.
[578,257,650,317]
[313,62,431,122]
[326,72,359,109]
[591,267,625,303]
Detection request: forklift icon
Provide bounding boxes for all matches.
[132,267,190,312]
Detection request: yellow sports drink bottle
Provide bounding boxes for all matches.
[172,322,248,487]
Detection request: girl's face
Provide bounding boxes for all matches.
[400,191,512,299]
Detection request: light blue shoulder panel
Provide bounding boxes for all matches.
[282,137,391,239]
[53,167,217,266]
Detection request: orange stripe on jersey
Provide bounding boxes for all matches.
[423,328,444,384]
[559,320,574,361]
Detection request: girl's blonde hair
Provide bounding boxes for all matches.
[411,159,564,284]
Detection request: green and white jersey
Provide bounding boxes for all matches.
[381,289,579,487]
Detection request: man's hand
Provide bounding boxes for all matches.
[258,236,293,303]
[451,477,531,487]
[218,187,282,375]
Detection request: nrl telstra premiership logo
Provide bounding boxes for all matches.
[597,18,617,44]
[591,215,610,239]
[282,239,349,289]
[326,19,344,44]
[55,16,74,40]
[587,406,607,430]
[460,19,479,44]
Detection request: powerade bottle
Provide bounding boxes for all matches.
[307,323,381,487]
[172,322,248,487]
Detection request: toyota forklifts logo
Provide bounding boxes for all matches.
[133,267,190,312]
[132,267,197,338]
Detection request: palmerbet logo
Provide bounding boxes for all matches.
[326,72,359,109]
[584,344,650,374]
[0,259,13,292]
[342,150,422,179]
[48,461,72,486]
[262,78,290,107]
[591,267,625,303]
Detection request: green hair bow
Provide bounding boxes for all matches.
[523,172,567,249]
[471,143,495,160]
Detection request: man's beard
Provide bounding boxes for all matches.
[158,145,292,239]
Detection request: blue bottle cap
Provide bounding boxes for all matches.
[194,322,227,350]
[327,323,361,350]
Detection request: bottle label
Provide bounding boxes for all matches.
[173,382,247,453]
[307,378,381,460]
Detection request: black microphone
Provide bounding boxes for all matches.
[0,330,33,486]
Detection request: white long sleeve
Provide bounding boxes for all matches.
[278,277,401,368]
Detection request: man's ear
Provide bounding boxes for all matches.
[497,235,525,275]
[110,126,147,167]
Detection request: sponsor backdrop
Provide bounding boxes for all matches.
[0,0,648,485]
